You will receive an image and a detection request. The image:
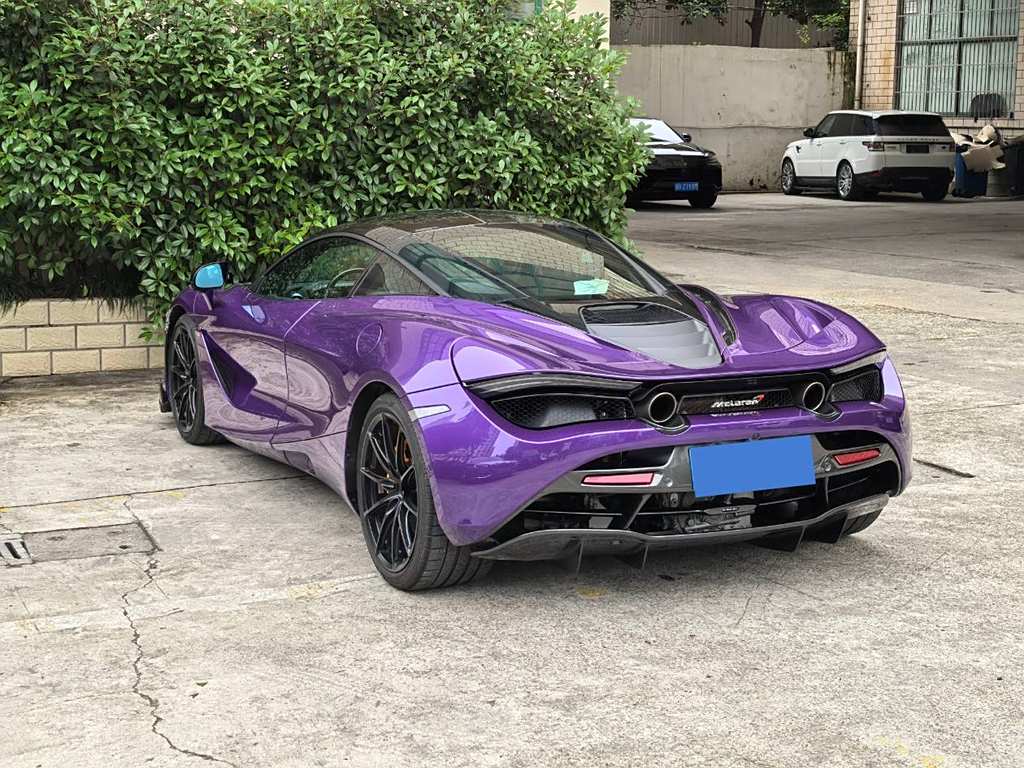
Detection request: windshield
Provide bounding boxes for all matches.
[631,118,686,144]
[875,114,949,137]
[396,222,663,306]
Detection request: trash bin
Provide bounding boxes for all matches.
[954,153,988,198]
[1003,143,1024,197]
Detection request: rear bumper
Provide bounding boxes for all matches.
[474,493,889,561]
[858,166,953,191]
[407,360,911,549]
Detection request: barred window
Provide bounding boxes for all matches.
[896,0,1019,118]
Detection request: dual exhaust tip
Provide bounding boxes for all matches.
[637,381,830,426]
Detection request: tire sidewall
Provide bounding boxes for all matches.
[781,159,796,193]
[170,317,209,443]
[836,162,857,200]
[355,394,440,589]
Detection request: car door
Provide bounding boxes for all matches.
[271,237,391,444]
[794,114,835,179]
[200,239,329,442]
[819,113,854,180]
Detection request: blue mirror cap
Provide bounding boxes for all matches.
[194,263,225,290]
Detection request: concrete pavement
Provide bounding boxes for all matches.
[2,193,1022,767]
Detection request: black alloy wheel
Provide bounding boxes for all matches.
[358,411,419,572]
[170,323,198,433]
[355,393,491,590]
[168,318,222,445]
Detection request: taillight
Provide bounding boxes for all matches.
[833,449,881,467]
[862,141,884,151]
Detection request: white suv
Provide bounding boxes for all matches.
[781,110,955,202]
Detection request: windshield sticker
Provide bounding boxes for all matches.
[574,278,609,296]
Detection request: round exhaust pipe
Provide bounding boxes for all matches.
[799,381,827,413]
[639,391,679,425]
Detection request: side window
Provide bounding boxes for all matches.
[851,116,873,136]
[308,240,380,298]
[831,114,854,137]
[354,257,433,297]
[815,114,837,138]
[256,238,378,299]
[256,243,323,299]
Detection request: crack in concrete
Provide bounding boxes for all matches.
[6,474,305,511]
[913,458,976,479]
[120,558,238,768]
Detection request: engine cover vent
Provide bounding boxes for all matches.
[580,302,721,369]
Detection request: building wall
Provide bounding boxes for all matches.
[613,6,837,48]
[0,300,162,378]
[850,0,1024,135]
[617,44,846,189]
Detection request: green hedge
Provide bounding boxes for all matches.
[0,0,648,324]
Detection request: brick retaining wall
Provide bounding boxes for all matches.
[0,300,163,377]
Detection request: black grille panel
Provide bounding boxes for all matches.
[492,394,634,429]
[580,302,684,325]
[678,388,793,415]
[831,369,883,403]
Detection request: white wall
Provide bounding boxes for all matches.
[571,0,610,43]
[616,45,846,190]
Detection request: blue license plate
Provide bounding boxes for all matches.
[689,436,814,497]
[674,181,699,192]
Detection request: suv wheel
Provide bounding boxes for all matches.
[922,183,948,202]
[781,159,800,195]
[836,162,860,201]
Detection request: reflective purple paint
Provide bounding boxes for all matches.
[165,214,911,548]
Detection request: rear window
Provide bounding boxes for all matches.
[874,114,949,137]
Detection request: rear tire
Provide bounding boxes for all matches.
[781,159,800,195]
[688,189,718,209]
[922,183,949,202]
[836,162,860,201]
[842,511,881,536]
[168,317,224,446]
[355,393,491,591]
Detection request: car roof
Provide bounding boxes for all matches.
[310,209,607,256]
[332,209,561,239]
[826,109,944,118]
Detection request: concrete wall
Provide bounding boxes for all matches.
[616,45,846,190]
[0,300,162,377]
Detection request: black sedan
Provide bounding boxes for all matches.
[628,118,723,208]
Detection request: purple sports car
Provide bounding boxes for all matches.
[161,210,911,590]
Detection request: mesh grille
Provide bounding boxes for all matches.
[649,155,700,171]
[492,394,634,429]
[830,369,882,403]
[580,302,684,325]
[677,389,793,415]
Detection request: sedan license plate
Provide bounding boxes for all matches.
[674,181,699,192]
[689,436,815,497]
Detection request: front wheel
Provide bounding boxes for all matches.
[168,318,223,445]
[836,162,861,201]
[781,159,800,195]
[356,393,490,591]
[688,189,718,209]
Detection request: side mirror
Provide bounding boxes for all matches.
[192,262,226,291]
[680,133,693,144]
[803,127,816,138]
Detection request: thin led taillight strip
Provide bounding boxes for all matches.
[581,472,656,486]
